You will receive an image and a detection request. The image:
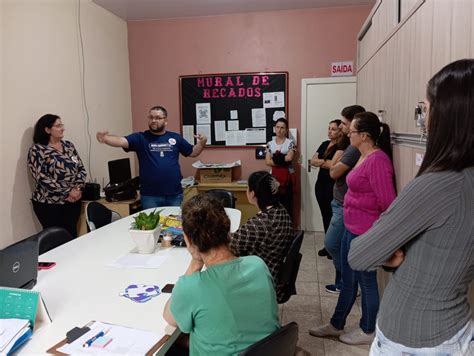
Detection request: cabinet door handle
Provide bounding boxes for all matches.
[308,159,311,173]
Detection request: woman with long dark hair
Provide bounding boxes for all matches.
[310,112,396,345]
[28,114,86,237]
[265,118,296,218]
[348,59,474,354]
[230,171,293,302]
[311,119,342,233]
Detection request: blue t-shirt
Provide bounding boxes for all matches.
[125,131,193,196]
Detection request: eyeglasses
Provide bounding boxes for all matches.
[147,115,166,121]
[52,124,64,128]
[348,130,360,135]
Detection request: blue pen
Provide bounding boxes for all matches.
[82,330,107,348]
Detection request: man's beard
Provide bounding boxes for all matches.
[149,124,164,133]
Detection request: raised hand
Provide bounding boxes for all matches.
[96,131,109,143]
[194,133,207,145]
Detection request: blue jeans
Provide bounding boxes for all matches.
[141,193,184,209]
[324,199,345,287]
[330,230,380,334]
[370,321,473,355]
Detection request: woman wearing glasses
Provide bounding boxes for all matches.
[310,112,396,345]
[28,114,86,237]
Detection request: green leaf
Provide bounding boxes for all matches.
[130,208,164,230]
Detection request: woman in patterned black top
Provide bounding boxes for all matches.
[230,171,294,302]
[28,114,86,238]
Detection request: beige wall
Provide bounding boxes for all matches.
[0,0,133,249]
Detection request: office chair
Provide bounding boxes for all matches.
[86,201,121,232]
[240,322,299,356]
[205,189,236,208]
[35,227,73,255]
[276,230,304,304]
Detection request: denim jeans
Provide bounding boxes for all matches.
[324,199,345,287]
[330,230,380,334]
[369,321,473,355]
[141,193,184,209]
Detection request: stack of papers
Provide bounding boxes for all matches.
[192,160,241,169]
[0,318,32,354]
[56,321,164,355]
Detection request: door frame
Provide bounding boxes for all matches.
[300,76,357,231]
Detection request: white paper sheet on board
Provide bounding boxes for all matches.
[214,121,226,142]
[245,128,266,144]
[196,103,211,124]
[251,108,266,127]
[196,125,211,144]
[225,130,246,146]
[183,125,195,144]
[230,110,238,119]
[263,92,285,108]
[228,120,239,131]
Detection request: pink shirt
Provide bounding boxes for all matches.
[344,150,396,235]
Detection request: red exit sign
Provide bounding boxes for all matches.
[331,61,354,76]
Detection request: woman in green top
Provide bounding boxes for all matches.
[163,194,280,356]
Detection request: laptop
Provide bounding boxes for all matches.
[0,238,38,289]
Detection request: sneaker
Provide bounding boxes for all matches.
[339,328,375,345]
[325,284,341,294]
[318,247,329,257]
[309,323,344,337]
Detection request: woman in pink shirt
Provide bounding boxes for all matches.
[310,112,396,345]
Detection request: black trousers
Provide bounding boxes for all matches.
[32,200,82,238]
[315,181,334,233]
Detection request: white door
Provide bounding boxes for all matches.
[300,77,356,232]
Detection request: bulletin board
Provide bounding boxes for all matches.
[179,72,288,148]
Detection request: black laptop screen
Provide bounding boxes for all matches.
[108,158,132,185]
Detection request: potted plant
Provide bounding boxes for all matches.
[129,209,162,254]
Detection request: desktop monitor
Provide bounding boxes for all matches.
[0,238,38,289]
[108,158,132,185]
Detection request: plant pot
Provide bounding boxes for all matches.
[129,225,161,254]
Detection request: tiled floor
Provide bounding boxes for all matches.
[279,231,370,356]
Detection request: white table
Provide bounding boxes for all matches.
[20,207,241,354]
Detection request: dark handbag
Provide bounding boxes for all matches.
[104,177,139,202]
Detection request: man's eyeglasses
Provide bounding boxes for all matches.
[147,115,166,121]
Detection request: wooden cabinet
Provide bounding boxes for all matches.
[358,0,473,135]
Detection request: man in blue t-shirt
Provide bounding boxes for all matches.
[97,105,207,208]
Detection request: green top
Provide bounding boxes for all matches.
[170,256,280,355]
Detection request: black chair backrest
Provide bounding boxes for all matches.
[240,322,299,356]
[35,227,73,255]
[277,230,304,304]
[205,189,236,208]
[87,202,113,231]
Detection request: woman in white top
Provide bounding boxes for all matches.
[265,118,296,218]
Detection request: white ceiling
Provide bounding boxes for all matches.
[92,0,375,21]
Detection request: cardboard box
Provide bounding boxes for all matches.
[199,168,232,183]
